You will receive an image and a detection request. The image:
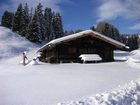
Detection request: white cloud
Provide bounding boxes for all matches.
[130,23,140,30]
[97,0,140,21]
[1,0,72,12]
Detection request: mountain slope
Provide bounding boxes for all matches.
[0,26,38,59]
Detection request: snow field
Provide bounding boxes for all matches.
[125,49,140,69]
[58,79,140,105]
[1,26,140,105]
[0,62,140,105]
[57,50,140,105]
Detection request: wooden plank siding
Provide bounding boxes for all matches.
[40,36,115,63]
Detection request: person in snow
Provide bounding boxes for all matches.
[23,51,28,66]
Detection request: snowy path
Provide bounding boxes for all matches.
[0,61,139,105]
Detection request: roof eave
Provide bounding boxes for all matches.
[37,30,128,52]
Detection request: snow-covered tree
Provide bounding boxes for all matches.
[1,2,64,42]
[24,3,30,24]
[30,7,33,19]
[26,9,40,42]
[1,10,14,29]
[20,3,30,36]
[36,3,45,41]
[51,12,63,40]
[12,3,25,35]
[44,7,52,41]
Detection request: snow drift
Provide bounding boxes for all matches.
[126,49,140,69]
[128,49,140,60]
[58,79,140,105]
[57,49,140,105]
[0,26,37,60]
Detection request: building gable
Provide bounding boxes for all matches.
[37,30,129,52]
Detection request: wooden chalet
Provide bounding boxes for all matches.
[37,30,129,63]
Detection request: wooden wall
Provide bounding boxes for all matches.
[40,36,115,63]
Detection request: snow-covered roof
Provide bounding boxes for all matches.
[79,54,102,61]
[37,30,129,52]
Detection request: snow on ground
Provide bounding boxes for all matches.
[0,60,140,105]
[58,79,140,105]
[57,49,140,105]
[1,26,140,105]
[0,50,140,105]
[114,50,129,61]
[124,49,140,69]
[0,26,38,60]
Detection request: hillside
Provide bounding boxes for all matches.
[0,26,38,60]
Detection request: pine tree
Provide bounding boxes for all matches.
[75,29,83,33]
[30,7,33,18]
[26,9,40,42]
[12,3,25,34]
[24,3,30,24]
[20,3,30,36]
[1,11,14,29]
[64,30,74,36]
[1,3,64,43]
[52,12,63,40]
[48,12,55,41]
[90,26,95,31]
[36,3,45,41]
[44,7,52,41]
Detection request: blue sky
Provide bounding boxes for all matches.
[0,0,140,34]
